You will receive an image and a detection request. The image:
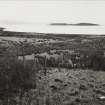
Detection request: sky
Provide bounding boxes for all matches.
[0,0,105,25]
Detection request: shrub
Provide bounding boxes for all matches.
[0,56,37,104]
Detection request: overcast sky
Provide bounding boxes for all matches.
[0,1,105,25]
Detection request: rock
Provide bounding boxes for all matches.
[64,84,68,87]
[93,89,105,95]
[50,85,58,90]
[68,89,79,96]
[98,96,105,100]
[54,78,63,83]
[79,84,87,90]
[75,98,81,102]
[88,83,94,88]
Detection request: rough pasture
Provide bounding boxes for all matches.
[18,52,74,69]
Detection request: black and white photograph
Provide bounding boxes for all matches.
[0,0,105,105]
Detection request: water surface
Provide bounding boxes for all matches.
[1,24,105,35]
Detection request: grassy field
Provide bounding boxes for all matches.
[37,68,105,105]
[0,31,105,105]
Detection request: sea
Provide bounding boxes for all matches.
[1,24,105,35]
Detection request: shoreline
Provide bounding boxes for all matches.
[0,30,105,38]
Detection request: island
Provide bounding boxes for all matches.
[50,22,99,26]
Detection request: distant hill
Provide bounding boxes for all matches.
[50,23,99,26]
